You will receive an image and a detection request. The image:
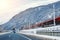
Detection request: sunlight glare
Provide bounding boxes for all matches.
[0,0,9,10]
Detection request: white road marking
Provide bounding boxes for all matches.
[19,34,32,40]
[0,32,11,35]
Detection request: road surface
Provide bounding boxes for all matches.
[0,33,51,40]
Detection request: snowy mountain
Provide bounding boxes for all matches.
[1,1,60,30]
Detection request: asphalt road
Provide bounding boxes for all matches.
[0,33,51,40]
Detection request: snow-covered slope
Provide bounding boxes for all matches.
[1,1,60,30]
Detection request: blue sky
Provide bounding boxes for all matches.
[0,0,59,25]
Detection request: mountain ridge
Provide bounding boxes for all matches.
[1,1,60,30]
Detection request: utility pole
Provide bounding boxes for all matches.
[52,4,56,36]
[53,4,56,26]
